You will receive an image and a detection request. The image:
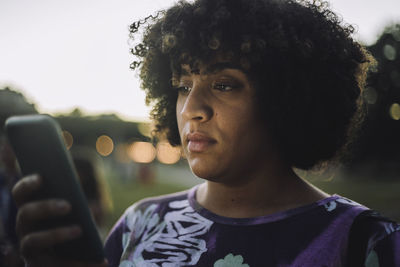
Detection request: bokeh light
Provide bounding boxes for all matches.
[62,130,73,150]
[156,142,181,164]
[383,44,397,61]
[389,103,400,120]
[363,87,378,104]
[392,30,400,42]
[128,141,156,163]
[96,135,114,156]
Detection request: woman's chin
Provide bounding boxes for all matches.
[189,163,227,183]
[187,154,237,182]
[189,162,217,180]
[190,166,213,180]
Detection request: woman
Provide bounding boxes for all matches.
[12,0,400,266]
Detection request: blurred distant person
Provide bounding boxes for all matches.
[71,148,113,240]
[0,135,24,267]
[0,87,37,267]
[137,163,155,184]
[0,135,18,243]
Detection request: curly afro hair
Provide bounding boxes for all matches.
[129,0,375,170]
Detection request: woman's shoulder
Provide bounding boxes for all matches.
[294,195,400,265]
[320,195,400,238]
[346,209,400,266]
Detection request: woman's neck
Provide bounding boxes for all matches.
[196,165,329,218]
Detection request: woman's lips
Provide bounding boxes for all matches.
[187,133,216,153]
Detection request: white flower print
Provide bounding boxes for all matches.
[324,201,337,212]
[324,197,360,212]
[120,199,213,266]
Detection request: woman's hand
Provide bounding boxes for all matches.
[12,174,108,267]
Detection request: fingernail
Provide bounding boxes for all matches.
[27,174,40,183]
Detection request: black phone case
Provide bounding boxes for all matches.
[5,114,104,263]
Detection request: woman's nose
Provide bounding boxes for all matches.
[180,85,213,122]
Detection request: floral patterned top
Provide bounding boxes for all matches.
[104,185,400,266]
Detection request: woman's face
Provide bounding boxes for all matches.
[176,62,275,183]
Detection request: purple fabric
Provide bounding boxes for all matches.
[104,185,400,266]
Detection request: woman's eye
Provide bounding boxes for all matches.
[213,82,236,92]
[177,86,191,94]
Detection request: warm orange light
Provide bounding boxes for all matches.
[96,135,114,156]
[62,130,73,150]
[156,142,181,164]
[128,142,156,163]
[389,103,400,120]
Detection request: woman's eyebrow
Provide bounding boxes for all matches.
[205,62,243,74]
[179,62,243,76]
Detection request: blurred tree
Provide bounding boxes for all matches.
[69,107,84,117]
[0,87,38,132]
[55,112,148,151]
[0,87,146,154]
[347,24,400,179]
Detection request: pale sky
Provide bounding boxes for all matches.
[1,0,399,122]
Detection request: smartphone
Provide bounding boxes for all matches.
[5,114,104,263]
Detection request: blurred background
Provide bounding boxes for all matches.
[0,2,400,261]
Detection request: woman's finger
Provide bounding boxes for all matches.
[12,174,42,207]
[16,199,71,236]
[20,225,82,260]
